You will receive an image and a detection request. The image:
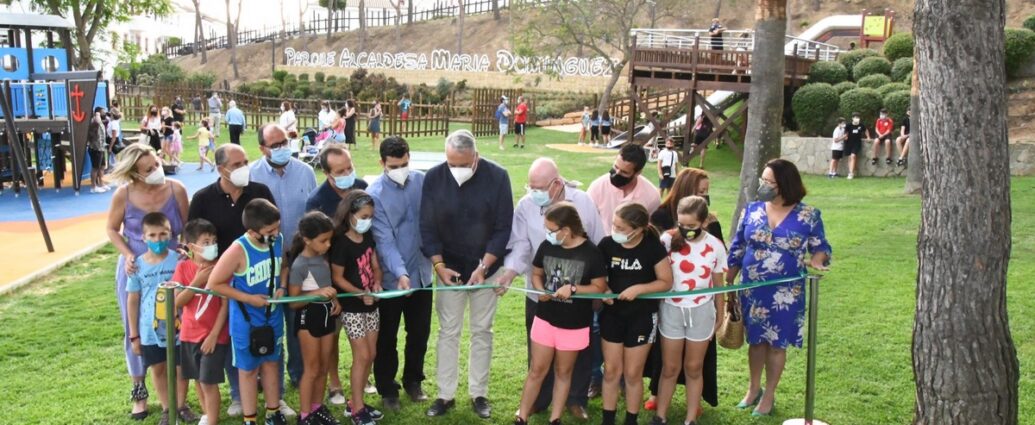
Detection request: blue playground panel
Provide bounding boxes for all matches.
[0,47,106,119]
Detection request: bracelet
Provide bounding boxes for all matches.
[433,262,444,271]
[129,336,140,342]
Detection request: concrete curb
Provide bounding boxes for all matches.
[0,239,110,296]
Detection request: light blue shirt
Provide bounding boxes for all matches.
[126,251,180,347]
[225,107,246,126]
[250,157,317,243]
[367,170,433,290]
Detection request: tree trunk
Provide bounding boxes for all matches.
[596,59,629,121]
[492,0,500,20]
[713,0,723,18]
[280,0,287,37]
[359,0,368,51]
[75,31,94,69]
[408,0,414,26]
[456,0,465,55]
[226,0,240,80]
[394,5,403,50]
[904,50,922,194]
[731,0,786,226]
[194,0,207,64]
[328,0,335,40]
[912,0,1017,423]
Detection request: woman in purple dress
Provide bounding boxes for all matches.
[726,159,831,417]
[106,143,189,419]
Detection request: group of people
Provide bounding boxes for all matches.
[578,107,614,147]
[107,123,831,425]
[828,108,911,179]
[496,95,531,150]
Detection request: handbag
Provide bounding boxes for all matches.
[236,241,278,357]
[717,293,745,350]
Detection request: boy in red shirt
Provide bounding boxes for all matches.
[513,95,529,149]
[872,109,895,166]
[174,218,230,425]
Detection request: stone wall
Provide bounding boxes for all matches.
[282,65,623,93]
[781,137,1035,176]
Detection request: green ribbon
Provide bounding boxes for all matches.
[172,274,807,305]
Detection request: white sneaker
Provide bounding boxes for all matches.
[90,187,104,194]
[279,399,297,418]
[328,389,347,405]
[364,378,377,394]
[499,145,504,151]
[226,400,242,417]
[198,414,209,425]
[847,173,855,180]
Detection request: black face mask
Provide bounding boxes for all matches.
[609,168,632,188]
[679,226,704,240]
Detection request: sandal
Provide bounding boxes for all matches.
[130,382,149,402]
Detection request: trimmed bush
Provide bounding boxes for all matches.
[792,83,840,136]
[840,88,883,125]
[272,70,289,82]
[878,82,911,97]
[883,90,911,124]
[891,58,913,82]
[808,61,849,85]
[853,56,892,80]
[1024,15,1035,32]
[833,81,857,95]
[1005,28,1035,77]
[882,33,914,62]
[298,73,309,82]
[315,72,326,83]
[857,74,892,89]
[262,85,282,97]
[837,49,879,75]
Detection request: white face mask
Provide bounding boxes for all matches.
[197,243,218,261]
[142,167,165,186]
[450,167,474,186]
[354,217,373,234]
[611,230,631,245]
[229,166,250,187]
[387,167,409,186]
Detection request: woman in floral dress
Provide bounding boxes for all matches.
[726,159,831,417]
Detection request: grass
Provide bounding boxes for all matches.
[2,124,1034,425]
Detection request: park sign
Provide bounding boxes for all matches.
[284,47,619,77]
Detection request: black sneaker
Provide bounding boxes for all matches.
[157,410,170,425]
[886,158,893,165]
[513,144,518,148]
[266,411,289,425]
[404,382,428,402]
[177,406,200,422]
[312,405,341,425]
[898,158,907,167]
[350,408,377,425]
[472,397,492,419]
[649,416,667,425]
[344,402,383,421]
[298,415,316,425]
[426,399,455,417]
[382,397,401,412]
[870,158,878,166]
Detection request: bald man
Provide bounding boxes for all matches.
[496,157,606,418]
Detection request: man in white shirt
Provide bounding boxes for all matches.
[657,137,679,197]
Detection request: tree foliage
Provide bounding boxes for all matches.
[32,0,173,70]
[791,83,839,136]
[882,32,914,62]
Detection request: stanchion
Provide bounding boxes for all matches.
[162,282,179,425]
[783,275,828,425]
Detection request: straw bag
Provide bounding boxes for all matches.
[717,294,745,349]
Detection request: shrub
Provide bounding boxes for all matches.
[808,61,849,85]
[878,82,910,97]
[298,73,309,82]
[1005,28,1035,77]
[791,83,840,136]
[166,36,182,47]
[315,72,326,83]
[857,74,892,89]
[262,85,282,97]
[883,90,911,124]
[853,56,892,80]
[272,70,289,82]
[186,72,217,88]
[1024,15,1035,32]
[839,88,883,125]
[833,81,857,95]
[891,57,913,82]
[882,33,914,62]
[837,49,879,75]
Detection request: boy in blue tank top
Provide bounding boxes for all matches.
[210,199,289,425]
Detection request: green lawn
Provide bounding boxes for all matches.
[2,125,1034,425]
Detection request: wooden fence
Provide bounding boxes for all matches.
[114,83,450,140]
[470,88,525,137]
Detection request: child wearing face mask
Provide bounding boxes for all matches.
[329,190,384,425]
[827,117,847,178]
[187,119,217,172]
[127,211,193,425]
[173,218,228,425]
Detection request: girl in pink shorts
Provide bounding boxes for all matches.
[515,202,608,425]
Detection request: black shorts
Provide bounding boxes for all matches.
[876,134,892,143]
[694,133,711,146]
[831,150,844,160]
[179,342,229,384]
[590,126,600,141]
[141,344,180,368]
[844,140,862,156]
[601,126,612,136]
[600,310,658,347]
[88,148,104,169]
[295,301,338,338]
[514,123,526,135]
[659,177,675,189]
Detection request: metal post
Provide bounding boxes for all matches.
[783,275,828,425]
[163,283,178,425]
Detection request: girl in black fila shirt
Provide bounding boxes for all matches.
[597,203,673,425]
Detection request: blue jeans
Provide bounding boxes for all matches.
[224,349,240,401]
[283,307,303,391]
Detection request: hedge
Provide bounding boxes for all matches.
[878,82,911,97]
[891,58,913,83]
[1024,15,1035,32]
[883,90,911,125]
[833,81,857,95]
[837,49,880,75]
[853,56,893,80]
[857,74,892,89]
[808,61,849,85]
[840,88,884,125]
[882,33,914,62]
[1005,28,1035,77]
[792,83,840,136]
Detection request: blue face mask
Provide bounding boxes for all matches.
[333,172,356,189]
[354,217,373,234]
[530,189,551,207]
[269,146,292,165]
[146,239,170,255]
[545,229,565,246]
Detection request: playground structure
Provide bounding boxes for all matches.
[616,11,894,165]
[0,13,110,252]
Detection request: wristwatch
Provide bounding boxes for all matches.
[569,283,578,294]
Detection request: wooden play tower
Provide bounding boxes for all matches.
[625,28,841,163]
